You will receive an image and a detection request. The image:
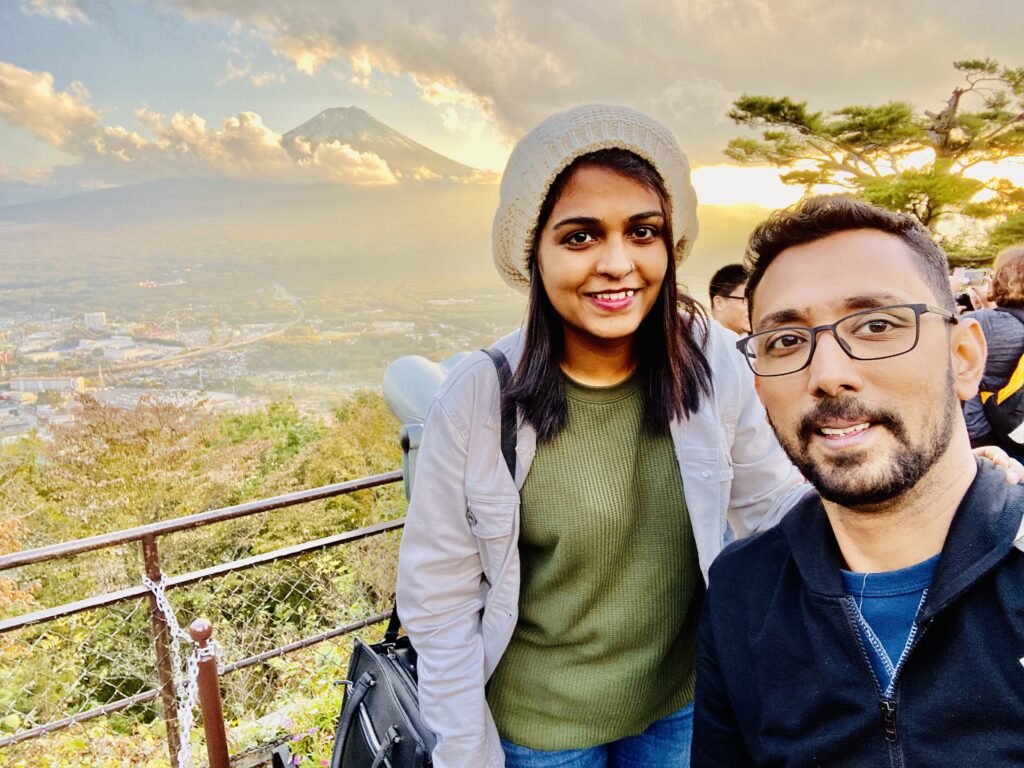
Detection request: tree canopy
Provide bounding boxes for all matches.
[726,59,1024,263]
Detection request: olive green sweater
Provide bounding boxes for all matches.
[487,374,701,749]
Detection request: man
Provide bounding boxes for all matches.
[692,196,1024,766]
[708,263,751,335]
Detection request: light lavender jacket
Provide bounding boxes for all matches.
[395,320,808,768]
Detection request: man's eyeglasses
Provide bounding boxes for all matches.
[720,294,746,302]
[735,304,958,377]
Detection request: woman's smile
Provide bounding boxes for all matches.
[586,287,640,311]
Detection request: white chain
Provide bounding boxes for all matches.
[143,573,223,768]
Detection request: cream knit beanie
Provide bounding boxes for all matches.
[492,104,698,294]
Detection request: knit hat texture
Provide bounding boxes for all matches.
[492,104,698,293]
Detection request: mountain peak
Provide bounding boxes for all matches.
[284,107,483,182]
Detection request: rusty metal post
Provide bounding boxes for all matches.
[190,618,230,768]
[142,534,181,768]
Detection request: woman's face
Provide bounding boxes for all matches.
[535,164,669,351]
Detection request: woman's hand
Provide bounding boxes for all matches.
[972,445,1024,483]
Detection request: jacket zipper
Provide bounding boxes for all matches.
[842,596,937,767]
[841,597,908,767]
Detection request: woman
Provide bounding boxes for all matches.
[963,244,1024,458]
[395,104,807,768]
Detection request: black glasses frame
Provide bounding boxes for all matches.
[735,303,959,377]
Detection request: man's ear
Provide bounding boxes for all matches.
[951,317,987,401]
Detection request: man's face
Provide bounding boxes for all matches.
[711,282,751,335]
[749,229,982,508]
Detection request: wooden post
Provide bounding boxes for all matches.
[142,534,181,768]
[189,619,230,768]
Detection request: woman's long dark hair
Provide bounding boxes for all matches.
[508,148,713,441]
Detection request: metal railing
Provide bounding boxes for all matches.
[0,469,405,767]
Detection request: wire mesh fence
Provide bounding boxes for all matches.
[0,474,405,768]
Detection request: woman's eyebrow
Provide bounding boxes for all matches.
[551,216,600,230]
[551,211,664,230]
[628,211,664,223]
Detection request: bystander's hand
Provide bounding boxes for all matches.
[973,445,1024,484]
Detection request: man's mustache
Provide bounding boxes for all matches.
[796,397,907,447]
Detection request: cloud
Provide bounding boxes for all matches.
[290,139,397,183]
[19,0,93,25]
[0,62,396,185]
[217,57,286,87]
[336,49,393,96]
[160,0,1022,163]
[249,70,285,86]
[216,38,287,87]
[0,165,52,184]
[0,63,105,150]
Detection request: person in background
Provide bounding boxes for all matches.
[396,104,807,768]
[692,197,1024,767]
[708,264,751,335]
[962,244,1024,458]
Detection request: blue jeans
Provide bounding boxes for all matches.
[500,701,693,767]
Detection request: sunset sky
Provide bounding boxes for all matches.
[0,0,1021,208]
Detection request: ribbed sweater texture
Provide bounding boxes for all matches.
[487,373,701,749]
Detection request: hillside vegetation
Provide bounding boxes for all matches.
[0,392,406,766]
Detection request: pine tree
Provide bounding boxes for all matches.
[726,60,1024,263]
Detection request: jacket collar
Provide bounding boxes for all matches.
[781,460,1024,617]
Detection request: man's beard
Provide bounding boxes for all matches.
[769,373,958,508]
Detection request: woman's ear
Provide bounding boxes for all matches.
[951,317,988,401]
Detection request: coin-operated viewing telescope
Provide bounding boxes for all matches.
[383,352,469,500]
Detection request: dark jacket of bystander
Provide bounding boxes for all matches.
[963,307,1024,450]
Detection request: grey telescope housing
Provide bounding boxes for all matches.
[383,353,469,499]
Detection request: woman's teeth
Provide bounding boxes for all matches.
[592,289,636,300]
[820,423,869,437]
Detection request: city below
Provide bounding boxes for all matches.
[0,280,523,444]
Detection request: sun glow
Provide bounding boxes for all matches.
[963,160,1024,201]
[690,165,804,209]
[690,158,1024,210]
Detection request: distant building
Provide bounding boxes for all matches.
[84,312,107,332]
[18,331,60,354]
[24,351,61,363]
[103,346,152,362]
[8,377,86,393]
[372,320,416,334]
[0,391,38,405]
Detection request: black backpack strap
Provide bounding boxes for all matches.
[383,607,402,643]
[480,347,517,481]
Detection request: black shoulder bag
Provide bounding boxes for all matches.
[330,348,516,767]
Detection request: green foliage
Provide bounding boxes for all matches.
[859,166,985,229]
[219,399,328,498]
[0,391,406,765]
[726,59,1024,259]
[989,214,1024,252]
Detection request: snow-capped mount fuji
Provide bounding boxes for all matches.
[284,107,484,182]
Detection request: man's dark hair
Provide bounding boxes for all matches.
[510,147,713,441]
[744,196,955,316]
[709,264,748,299]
